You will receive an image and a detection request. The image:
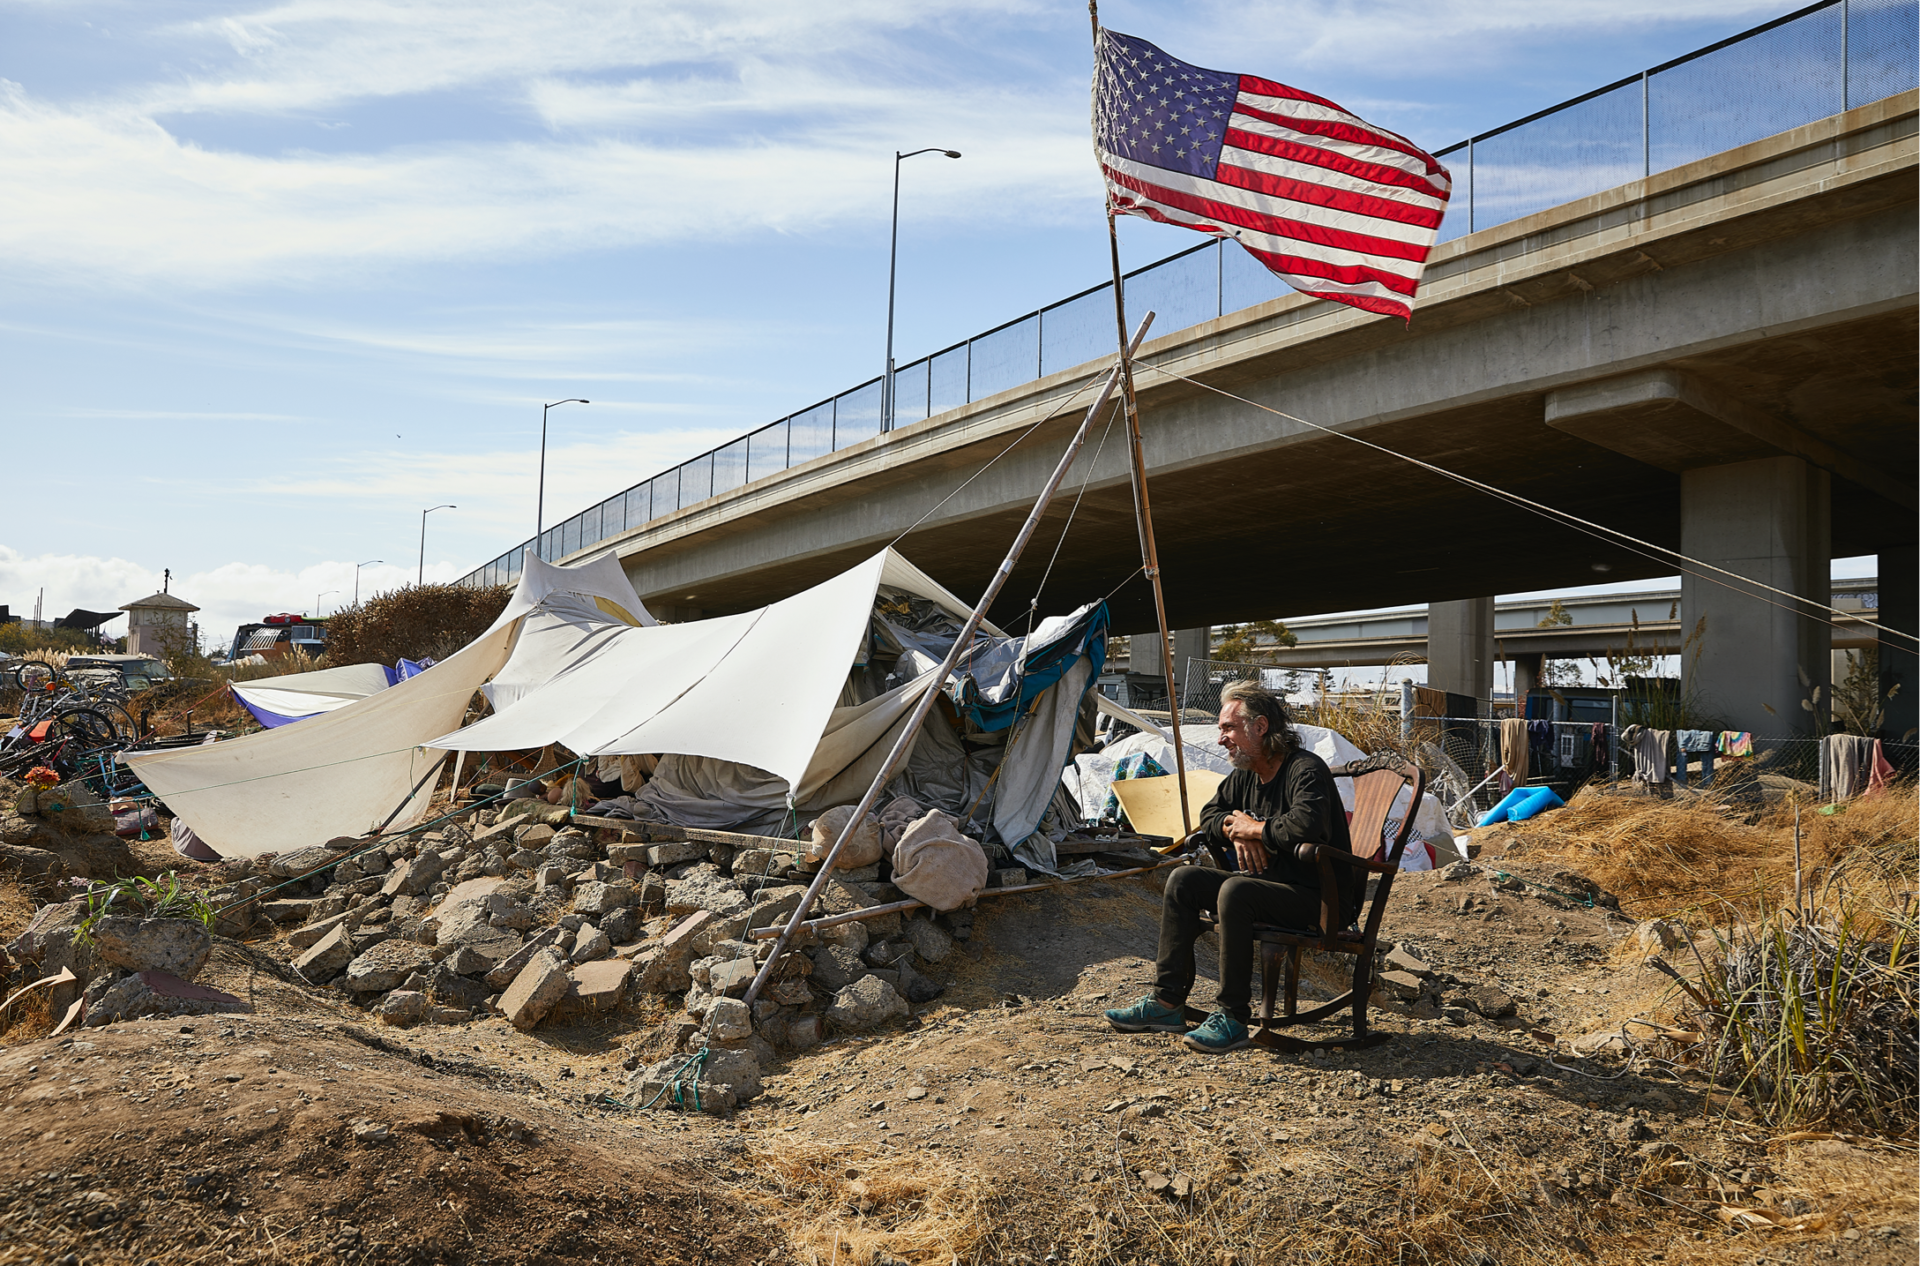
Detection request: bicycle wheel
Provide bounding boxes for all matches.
[75,700,137,742]
[12,663,59,692]
[49,707,123,752]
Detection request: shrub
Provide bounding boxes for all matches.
[323,583,511,666]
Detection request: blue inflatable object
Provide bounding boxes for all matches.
[1508,786,1565,821]
[1477,784,1564,826]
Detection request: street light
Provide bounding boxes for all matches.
[419,505,455,585]
[537,399,589,557]
[353,559,384,607]
[315,590,339,618]
[884,148,961,432]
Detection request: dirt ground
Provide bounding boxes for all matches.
[1,838,1914,1265]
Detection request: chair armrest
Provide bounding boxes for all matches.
[1293,842,1397,875]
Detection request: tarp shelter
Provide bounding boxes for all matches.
[230,658,434,728]
[127,552,650,858]
[129,548,1107,863]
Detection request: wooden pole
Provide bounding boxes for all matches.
[1089,2,1195,837]
[742,316,1155,1008]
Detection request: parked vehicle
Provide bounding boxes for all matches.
[224,614,329,662]
[65,654,174,692]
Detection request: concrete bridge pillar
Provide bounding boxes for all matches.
[1680,456,1830,736]
[1427,598,1496,704]
[1129,628,1211,679]
[1511,653,1543,709]
[1878,545,1917,747]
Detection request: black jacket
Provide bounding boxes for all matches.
[1197,746,1357,919]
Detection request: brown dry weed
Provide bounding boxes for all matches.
[1500,783,1918,926]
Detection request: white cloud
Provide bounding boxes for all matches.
[0,78,1089,284]
[0,0,1794,285]
[229,425,746,544]
[0,543,449,658]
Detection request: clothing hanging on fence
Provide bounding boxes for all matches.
[1621,725,1669,785]
[1717,731,1753,758]
[1527,719,1554,769]
[1499,718,1530,787]
[1677,729,1713,753]
[1820,733,1874,800]
[1866,739,1895,797]
[1589,722,1609,775]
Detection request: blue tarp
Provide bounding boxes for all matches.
[946,602,1108,732]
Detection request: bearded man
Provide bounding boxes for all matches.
[1103,681,1354,1052]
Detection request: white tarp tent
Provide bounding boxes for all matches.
[228,662,396,724]
[128,548,1092,860]
[127,552,650,858]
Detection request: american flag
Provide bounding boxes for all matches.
[1093,28,1452,322]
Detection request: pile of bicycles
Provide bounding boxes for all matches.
[1,661,219,801]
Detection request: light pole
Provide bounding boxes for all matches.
[315,590,338,618]
[353,559,383,607]
[419,505,455,585]
[537,399,589,558]
[885,148,960,432]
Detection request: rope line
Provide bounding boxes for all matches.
[1025,396,1124,632]
[885,375,1106,551]
[1139,363,1918,651]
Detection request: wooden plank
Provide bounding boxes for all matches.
[566,814,802,852]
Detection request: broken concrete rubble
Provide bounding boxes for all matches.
[627,1046,761,1114]
[91,916,213,979]
[500,947,572,1030]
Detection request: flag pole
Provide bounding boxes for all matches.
[743,313,1155,1009]
[1088,1,1195,838]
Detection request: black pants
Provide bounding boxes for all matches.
[1154,864,1322,1024]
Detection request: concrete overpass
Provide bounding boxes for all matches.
[1104,577,1882,673]
[567,92,1914,737]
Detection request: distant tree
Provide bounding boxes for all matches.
[1212,619,1298,663]
[1536,598,1574,628]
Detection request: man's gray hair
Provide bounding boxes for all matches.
[1220,680,1296,759]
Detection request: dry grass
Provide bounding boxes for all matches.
[0,876,56,1043]
[741,1139,1008,1266]
[735,1133,1794,1266]
[1499,783,1918,926]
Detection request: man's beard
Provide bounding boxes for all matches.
[1228,749,1255,770]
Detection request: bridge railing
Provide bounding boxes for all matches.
[456,0,1915,592]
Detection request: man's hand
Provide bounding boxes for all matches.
[1222,811,1268,874]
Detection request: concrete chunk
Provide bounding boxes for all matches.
[483,925,565,992]
[645,841,706,867]
[293,924,356,983]
[708,957,757,995]
[499,948,571,1030]
[287,911,351,952]
[825,975,908,1030]
[634,910,712,993]
[574,881,635,916]
[566,959,631,1013]
[343,939,434,993]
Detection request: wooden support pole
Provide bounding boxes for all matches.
[1089,2,1194,836]
[741,316,1155,1008]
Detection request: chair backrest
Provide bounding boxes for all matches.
[1334,757,1428,868]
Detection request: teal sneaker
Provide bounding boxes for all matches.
[1104,994,1187,1033]
[1182,1010,1252,1053]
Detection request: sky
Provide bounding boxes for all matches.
[0,0,1878,652]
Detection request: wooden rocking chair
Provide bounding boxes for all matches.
[1184,756,1427,1052]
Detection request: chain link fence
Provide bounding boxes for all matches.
[457,0,1916,592]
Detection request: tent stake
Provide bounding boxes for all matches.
[743,315,1154,1008]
